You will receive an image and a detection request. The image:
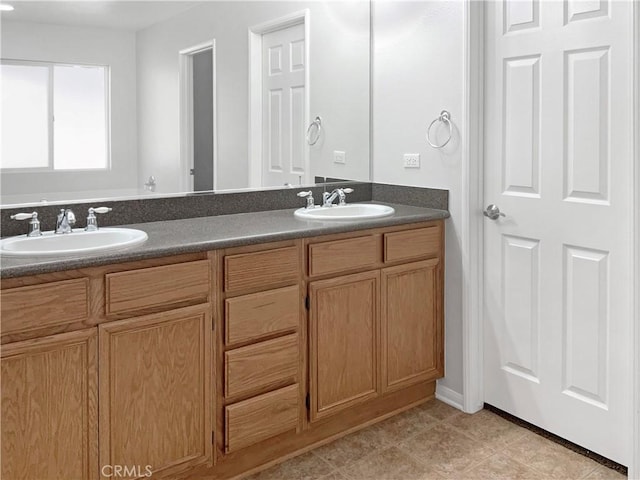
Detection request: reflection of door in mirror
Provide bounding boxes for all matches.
[179,41,216,193]
[249,11,309,189]
[261,22,305,188]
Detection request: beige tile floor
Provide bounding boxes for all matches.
[244,400,626,480]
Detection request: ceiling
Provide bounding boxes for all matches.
[1,1,200,32]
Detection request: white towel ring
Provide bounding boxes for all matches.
[426,110,452,149]
[306,116,322,146]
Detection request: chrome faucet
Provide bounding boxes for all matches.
[55,209,76,234]
[10,212,42,237]
[322,188,353,207]
[85,207,112,232]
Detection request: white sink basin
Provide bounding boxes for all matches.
[0,228,148,257]
[294,204,395,221]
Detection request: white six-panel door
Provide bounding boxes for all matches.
[483,0,633,464]
[261,23,306,187]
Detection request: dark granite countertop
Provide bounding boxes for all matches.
[0,202,449,279]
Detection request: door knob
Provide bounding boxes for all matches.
[483,204,505,220]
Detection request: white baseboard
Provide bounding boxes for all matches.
[435,383,465,412]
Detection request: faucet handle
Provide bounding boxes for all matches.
[10,212,42,237]
[297,191,315,209]
[89,207,112,214]
[86,207,112,231]
[11,212,37,221]
[338,187,354,206]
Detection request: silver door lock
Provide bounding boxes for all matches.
[483,204,505,220]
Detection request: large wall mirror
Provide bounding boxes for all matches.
[0,1,370,206]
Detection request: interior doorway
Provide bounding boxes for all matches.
[179,40,217,192]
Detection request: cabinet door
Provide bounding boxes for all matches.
[1,329,98,480]
[381,259,443,393]
[309,271,379,422]
[99,305,211,479]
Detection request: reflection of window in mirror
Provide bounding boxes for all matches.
[1,60,109,171]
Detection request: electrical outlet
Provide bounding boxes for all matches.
[403,153,420,168]
[333,150,346,164]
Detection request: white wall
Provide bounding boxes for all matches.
[135,1,370,192]
[0,21,139,203]
[373,0,465,397]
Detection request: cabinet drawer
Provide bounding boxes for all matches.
[225,286,299,346]
[1,278,89,335]
[308,235,381,277]
[225,334,298,398]
[384,226,441,263]
[106,260,210,316]
[224,247,299,293]
[225,384,299,453]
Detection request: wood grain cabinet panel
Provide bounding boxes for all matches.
[225,334,299,398]
[309,271,380,422]
[99,305,211,478]
[384,226,441,263]
[105,260,210,316]
[1,329,98,480]
[225,384,299,453]
[0,222,445,480]
[381,259,443,392]
[1,278,89,336]
[224,247,299,293]
[308,235,381,277]
[225,286,299,346]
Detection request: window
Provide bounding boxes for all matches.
[1,60,109,171]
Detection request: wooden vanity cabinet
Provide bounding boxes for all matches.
[306,222,444,422]
[381,258,443,392]
[0,253,214,480]
[308,270,380,422]
[217,241,305,456]
[99,257,213,479]
[380,226,444,391]
[99,305,212,479]
[0,220,444,480]
[1,328,98,480]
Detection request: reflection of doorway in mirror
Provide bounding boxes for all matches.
[249,11,310,189]
[179,40,217,193]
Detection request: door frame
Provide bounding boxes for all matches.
[460,0,485,416]
[179,39,218,192]
[247,10,310,188]
[461,1,640,473]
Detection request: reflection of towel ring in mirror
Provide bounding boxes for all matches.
[306,116,322,145]
[426,110,452,149]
